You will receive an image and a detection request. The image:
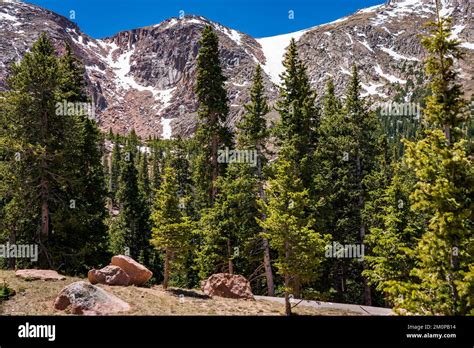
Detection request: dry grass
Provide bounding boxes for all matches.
[0,270,361,316]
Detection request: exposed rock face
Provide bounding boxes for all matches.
[201,273,255,300]
[0,0,472,138]
[15,269,66,281]
[53,281,130,315]
[88,265,131,286]
[110,255,153,286]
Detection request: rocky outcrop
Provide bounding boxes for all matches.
[15,269,66,281]
[110,255,153,286]
[201,273,255,300]
[54,281,130,315]
[88,265,130,286]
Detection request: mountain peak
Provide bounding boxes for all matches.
[0,0,472,138]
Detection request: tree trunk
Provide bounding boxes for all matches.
[227,239,234,274]
[210,113,219,206]
[262,238,274,296]
[257,145,275,296]
[284,238,291,316]
[356,154,372,306]
[41,199,49,238]
[163,248,170,289]
[8,228,16,269]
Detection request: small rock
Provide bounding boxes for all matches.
[201,273,254,300]
[15,269,66,281]
[54,281,130,315]
[110,255,152,286]
[88,265,130,286]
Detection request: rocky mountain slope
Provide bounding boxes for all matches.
[0,0,472,138]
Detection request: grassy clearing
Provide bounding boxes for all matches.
[0,270,362,316]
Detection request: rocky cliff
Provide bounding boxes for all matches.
[0,0,472,138]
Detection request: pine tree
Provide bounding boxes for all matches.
[393,9,473,315]
[109,146,151,262]
[109,140,122,207]
[236,64,275,295]
[1,33,72,267]
[193,25,232,208]
[258,146,328,315]
[345,65,380,305]
[196,163,260,279]
[364,162,426,307]
[312,71,380,304]
[150,163,192,289]
[274,39,319,192]
[313,77,359,302]
[51,45,109,272]
[138,151,151,204]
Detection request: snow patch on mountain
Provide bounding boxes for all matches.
[101,41,176,105]
[256,29,307,85]
[460,42,474,50]
[375,64,406,84]
[379,46,420,61]
[160,118,173,139]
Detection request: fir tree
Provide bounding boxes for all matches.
[150,163,192,289]
[109,147,150,262]
[274,39,319,191]
[196,163,260,279]
[1,34,71,267]
[236,64,275,295]
[258,146,328,315]
[193,25,232,208]
[109,140,122,207]
[394,10,473,315]
[138,151,151,204]
[51,45,109,272]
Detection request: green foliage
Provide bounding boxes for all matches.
[368,14,473,315]
[0,34,108,273]
[196,163,260,279]
[274,39,319,191]
[151,163,193,288]
[193,25,232,208]
[258,147,329,314]
[109,146,150,262]
[0,281,15,301]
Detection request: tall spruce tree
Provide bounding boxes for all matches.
[193,25,232,208]
[150,163,192,289]
[258,146,328,315]
[109,140,122,207]
[273,39,321,297]
[392,8,473,315]
[275,39,319,192]
[236,64,275,295]
[312,70,380,304]
[196,163,260,279]
[109,146,151,262]
[52,45,109,272]
[1,34,74,267]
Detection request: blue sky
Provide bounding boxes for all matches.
[27,0,384,39]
